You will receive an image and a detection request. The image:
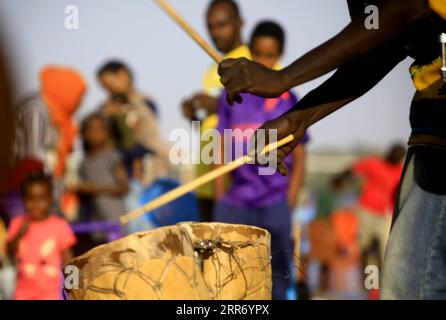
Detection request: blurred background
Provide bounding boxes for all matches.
[0,0,414,300]
[0,0,413,151]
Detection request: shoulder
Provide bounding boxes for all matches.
[47,215,72,233]
[15,95,47,116]
[358,156,380,168]
[47,215,68,225]
[9,215,25,228]
[144,99,158,115]
[106,148,124,164]
[105,147,121,159]
[226,45,251,60]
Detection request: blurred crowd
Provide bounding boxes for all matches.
[0,0,406,301]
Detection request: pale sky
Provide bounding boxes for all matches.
[0,0,415,153]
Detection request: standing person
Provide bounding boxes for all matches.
[73,113,129,224]
[352,144,405,272]
[218,0,446,299]
[6,66,85,225]
[6,173,76,300]
[181,0,251,222]
[12,66,86,179]
[213,21,309,300]
[98,60,171,180]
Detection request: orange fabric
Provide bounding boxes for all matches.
[40,66,86,177]
[60,191,79,221]
[308,218,337,264]
[330,210,358,248]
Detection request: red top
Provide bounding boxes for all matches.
[353,157,403,215]
[7,215,76,300]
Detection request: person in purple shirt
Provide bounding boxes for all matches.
[213,21,310,300]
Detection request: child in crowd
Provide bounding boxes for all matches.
[6,173,76,300]
[73,113,129,223]
[97,61,171,177]
[214,21,310,300]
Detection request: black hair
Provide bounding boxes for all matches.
[97,60,133,81]
[208,0,240,18]
[250,20,285,55]
[386,144,406,165]
[20,172,53,197]
[80,112,111,152]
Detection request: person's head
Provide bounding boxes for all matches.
[331,170,353,192]
[97,61,133,96]
[20,172,53,221]
[81,113,111,152]
[206,0,243,54]
[385,144,406,165]
[250,21,285,69]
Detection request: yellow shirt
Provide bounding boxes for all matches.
[409,1,446,92]
[430,0,446,20]
[196,45,251,199]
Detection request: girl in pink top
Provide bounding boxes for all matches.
[7,173,76,300]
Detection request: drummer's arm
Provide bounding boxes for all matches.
[284,42,407,131]
[281,0,428,89]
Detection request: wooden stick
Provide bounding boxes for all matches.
[154,0,223,63]
[120,134,295,225]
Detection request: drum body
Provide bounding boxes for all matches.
[67,222,271,300]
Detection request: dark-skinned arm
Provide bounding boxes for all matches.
[258,42,408,176]
[219,0,428,104]
[7,220,29,258]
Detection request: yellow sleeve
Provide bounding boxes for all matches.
[430,0,446,20]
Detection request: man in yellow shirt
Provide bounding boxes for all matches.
[181,0,250,222]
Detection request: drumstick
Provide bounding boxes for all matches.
[154,0,223,63]
[120,134,295,225]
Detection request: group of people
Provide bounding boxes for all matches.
[302,144,406,299]
[1,0,445,301]
[217,0,446,300]
[0,60,173,299]
[182,0,309,300]
[0,0,310,300]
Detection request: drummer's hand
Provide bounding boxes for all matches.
[250,112,307,177]
[218,58,289,105]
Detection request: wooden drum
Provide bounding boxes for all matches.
[66,222,272,300]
